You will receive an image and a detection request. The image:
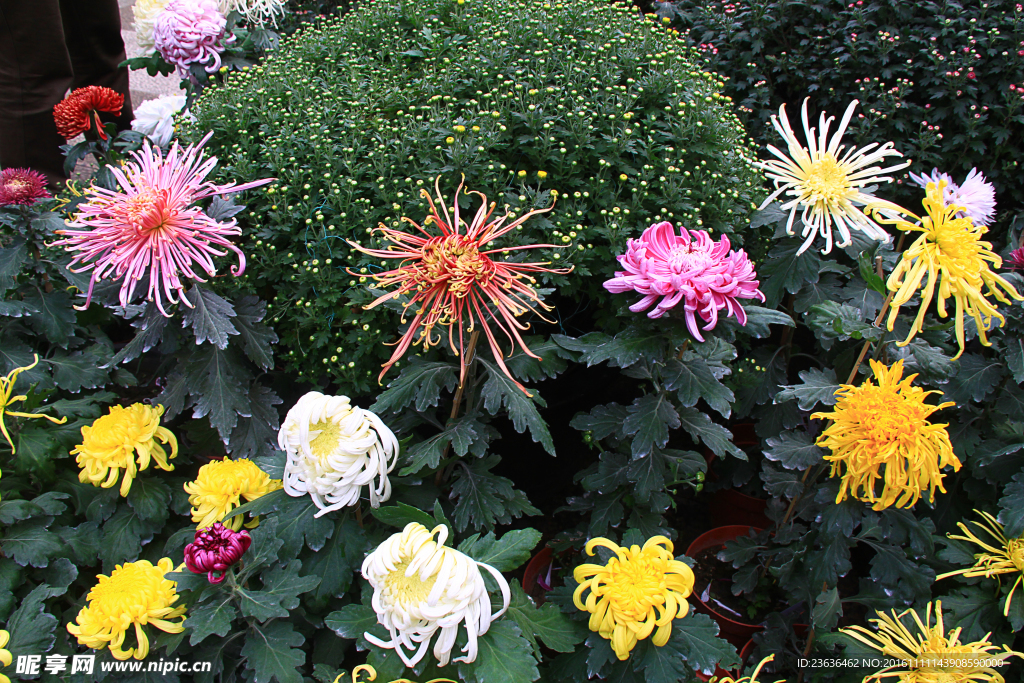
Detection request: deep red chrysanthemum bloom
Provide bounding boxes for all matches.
[348,178,572,395]
[53,132,274,315]
[53,86,125,140]
[1007,247,1024,271]
[0,168,51,205]
[183,522,251,583]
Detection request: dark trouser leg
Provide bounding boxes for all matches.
[59,0,133,130]
[0,0,74,186]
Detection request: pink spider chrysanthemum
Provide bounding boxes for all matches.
[153,0,235,78]
[54,132,273,315]
[0,168,51,206]
[604,222,765,341]
[909,167,997,227]
[347,178,572,396]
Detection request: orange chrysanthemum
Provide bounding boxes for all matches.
[53,86,125,140]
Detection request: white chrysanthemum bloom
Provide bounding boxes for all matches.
[362,523,511,668]
[133,0,172,50]
[218,0,287,26]
[279,392,399,516]
[131,95,190,147]
[756,98,910,255]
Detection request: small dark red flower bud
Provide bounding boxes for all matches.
[183,522,252,583]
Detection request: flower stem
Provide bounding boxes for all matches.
[435,329,482,486]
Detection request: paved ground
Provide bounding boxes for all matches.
[118,0,181,105]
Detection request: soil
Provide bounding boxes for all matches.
[691,546,779,625]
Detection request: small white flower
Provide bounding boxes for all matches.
[132,0,172,51]
[218,0,287,26]
[131,96,190,147]
[362,523,511,667]
[909,167,996,227]
[756,98,910,255]
[278,392,398,516]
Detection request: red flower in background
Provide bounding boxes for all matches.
[0,168,51,205]
[183,522,251,583]
[1007,247,1024,270]
[53,86,124,140]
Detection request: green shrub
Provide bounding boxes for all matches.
[190,0,764,394]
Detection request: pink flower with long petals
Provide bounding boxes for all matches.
[54,132,273,315]
[0,168,51,205]
[154,0,235,78]
[184,522,251,583]
[604,222,765,341]
[909,167,996,227]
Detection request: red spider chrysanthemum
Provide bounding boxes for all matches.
[53,86,125,140]
[0,168,51,205]
[348,178,572,395]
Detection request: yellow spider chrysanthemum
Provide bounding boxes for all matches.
[573,535,695,661]
[0,355,67,454]
[341,664,456,683]
[67,558,186,661]
[184,457,282,530]
[880,180,1022,359]
[755,98,909,255]
[73,403,177,497]
[841,601,1021,682]
[0,629,11,683]
[937,510,1024,617]
[811,359,959,511]
[711,655,784,683]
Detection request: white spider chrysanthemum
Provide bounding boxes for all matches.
[362,523,511,668]
[278,392,399,516]
[218,0,287,26]
[756,98,910,255]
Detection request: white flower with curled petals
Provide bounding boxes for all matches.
[278,392,399,516]
[361,522,511,668]
[755,98,910,255]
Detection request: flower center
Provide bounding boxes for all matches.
[385,558,439,605]
[422,234,495,298]
[126,189,168,233]
[86,409,147,455]
[932,220,983,277]
[4,179,29,193]
[1007,539,1024,572]
[309,419,342,460]
[666,244,712,273]
[846,386,921,449]
[604,554,667,618]
[805,155,850,203]
[90,565,160,615]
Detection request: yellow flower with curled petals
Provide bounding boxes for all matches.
[573,535,694,660]
[0,629,11,683]
[812,359,959,511]
[184,457,282,530]
[840,601,1021,682]
[73,403,177,497]
[879,180,1022,359]
[342,664,456,683]
[67,558,186,661]
[712,655,784,683]
[937,510,1024,618]
[0,355,67,454]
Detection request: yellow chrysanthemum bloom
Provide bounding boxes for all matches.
[812,359,959,511]
[937,510,1024,617]
[0,629,11,683]
[73,403,177,497]
[841,601,1021,683]
[879,180,1022,359]
[184,457,282,530]
[341,664,456,683]
[573,535,695,661]
[67,558,186,661]
[0,355,67,454]
[711,655,783,683]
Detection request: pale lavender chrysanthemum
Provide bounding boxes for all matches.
[603,221,765,341]
[53,132,274,316]
[153,0,235,79]
[909,167,997,227]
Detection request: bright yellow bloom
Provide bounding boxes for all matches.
[0,355,67,454]
[573,535,694,660]
[711,655,783,683]
[537,170,548,179]
[0,629,11,683]
[812,359,959,511]
[343,664,456,683]
[73,403,177,497]
[67,558,186,661]
[840,601,1021,682]
[184,457,282,530]
[937,510,1024,618]
[880,180,1022,359]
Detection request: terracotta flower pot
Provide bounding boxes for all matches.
[686,525,764,648]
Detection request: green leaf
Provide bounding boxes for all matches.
[182,286,239,349]
[303,518,367,602]
[458,620,539,683]
[106,304,168,367]
[676,407,744,459]
[228,382,283,459]
[999,472,1024,538]
[554,329,665,369]
[506,581,584,657]
[371,358,459,414]
[669,612,738,674]
[806,301,882,349]
[238,515,285,581]
[623,393,680,459]
[857,249,886,294]
[504,337,574,382]
[233,295,278,370]
[940,586,1003,644]
[238,559,320,622]
[450,455,540,531]
[325,603,381,647]
[775,368,840,411]
[370,502,439,532]
[1005,337,1024,384]
[627,449,668,502]
[221,487,285,526]
[126,476,171,522]
[273,495,335,557]
[24,290,76,347]
[569,403,629,441]
[632,636,689,683]
[946,354,1005,405]
[187,597,238,645]
[13,427,59,478]
[758,240,821,308]
[479,359,554,455]
[184,344,252,442]
[241,619,306,683]
[764,431,826,470]
[0,238,27,292]
[2,516,61,567]
[458,528,541,572]
[739,305,796,338]
[905,340,957,380]
[812,586,843,631]
[5,585,58,660]
[663,356,734,417]
[103,506,148,567]
[0,299,38,317]
[400,415,486,476]
[48,349,110,392]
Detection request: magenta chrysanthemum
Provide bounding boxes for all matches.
[153,0,234,78]
[184,522,251,584]
[1007,247,1024,271]
[0,168,51,206]
[909,167,997,227]
[603,222,765,341]
[54,132,273,315]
